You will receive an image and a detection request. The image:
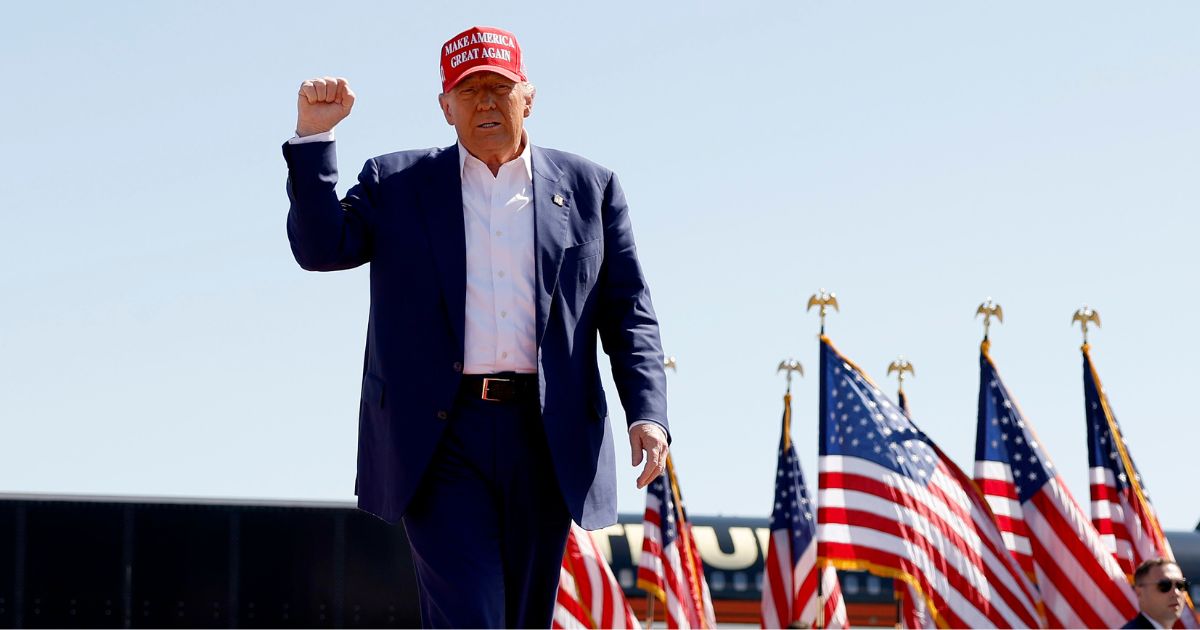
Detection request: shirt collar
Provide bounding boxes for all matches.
[457,136,533,182]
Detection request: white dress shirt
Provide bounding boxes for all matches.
[457,141,537,374]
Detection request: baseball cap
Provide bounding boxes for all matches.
[439,26,526,93]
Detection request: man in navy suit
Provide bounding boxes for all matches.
[283,26,669,628]
[1122,558,1190,629]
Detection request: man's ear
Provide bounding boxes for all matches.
[523,90,534,119]
[438,93,455,125]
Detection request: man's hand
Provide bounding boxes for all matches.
[296,76,355,137]
[630,423,669,489]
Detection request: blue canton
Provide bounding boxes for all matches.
[975,353,1053,503]
[1083,352,1147,499]
[819,339,938,483]
[771,420,816,566]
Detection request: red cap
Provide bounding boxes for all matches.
[439,26,526,93]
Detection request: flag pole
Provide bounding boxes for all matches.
[807,290,839,629]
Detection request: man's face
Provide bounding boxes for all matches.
[438,72,532,161]
[1135,563,1187,625]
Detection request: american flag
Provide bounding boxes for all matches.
[816,336,1042,629]
[554,522,641,629]
[1083,346,1199,626]
[760,393,848,629]
[893,390,934,630]
[974,343,1137,627]
[637,457,715,629]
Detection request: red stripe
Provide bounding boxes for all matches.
[1092,515,1115,536]
[643,508,662,529]
[821,540,969,629]
[978,478,1019,499]
[1030,490,1137,621]
[1091,482,1119,502]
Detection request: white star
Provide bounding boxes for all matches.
[1028,472,1037,480]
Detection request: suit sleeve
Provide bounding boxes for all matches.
[596,171,670,440]
[283,140,377,271]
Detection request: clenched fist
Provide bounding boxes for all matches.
[296,76,355,137]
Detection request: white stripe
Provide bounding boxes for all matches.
[974,460,1014,482]
[984,493,1022,519]
[1090,466,1115,486]
[999,530,1032,556]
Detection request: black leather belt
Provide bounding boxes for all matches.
[460,374,539,403]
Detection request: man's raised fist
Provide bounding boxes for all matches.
[296,77,355,137]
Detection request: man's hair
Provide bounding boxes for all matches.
[1134,557,1179,583]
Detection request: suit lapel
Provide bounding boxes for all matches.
[532,146,569,347]
[417,145,467,350]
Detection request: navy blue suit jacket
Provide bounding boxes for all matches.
[283,140,668,529]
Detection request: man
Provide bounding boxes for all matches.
[1122,558,1191,629]
[282,26,670,628]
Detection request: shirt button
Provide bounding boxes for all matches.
[500,310,507,318]
[452,362,463,373]
[501,352,509,359]
[495,230,503,237]
[497,271,505,278]
[436,410,448,420]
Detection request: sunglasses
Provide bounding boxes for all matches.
[1142,578,1191,593]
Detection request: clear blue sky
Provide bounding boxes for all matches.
[2,1,1197,531]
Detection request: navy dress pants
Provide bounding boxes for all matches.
[401,388,572,628]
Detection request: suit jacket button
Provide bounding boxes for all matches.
[436,410,448,420]
[452,362,463,373]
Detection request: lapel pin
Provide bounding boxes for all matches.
[552,194,566,207]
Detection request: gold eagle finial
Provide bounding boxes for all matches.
[777,359,804,393]
[807,289,839,334]
[887,356,915,393]
[976,297,1004,342]
[1072,306,1101,345]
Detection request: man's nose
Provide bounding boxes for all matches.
[477,92,496,110]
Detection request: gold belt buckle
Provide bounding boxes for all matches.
[481,377,510,402]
